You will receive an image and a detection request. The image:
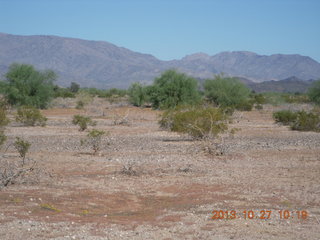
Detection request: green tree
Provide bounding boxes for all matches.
[308,80,320,105]
[204,75,251,109]
[149,69,200,109]
[4,63,56,109]
[69,82,80,93]
[128,82,148,107]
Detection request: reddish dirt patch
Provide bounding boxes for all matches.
[41,108,84,117]
[0,182,237,225]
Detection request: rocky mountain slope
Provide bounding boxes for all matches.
[247,76,314,93]
[0,33,320,88]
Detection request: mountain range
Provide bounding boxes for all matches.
[247,76,314,93]
[0,33,320,89]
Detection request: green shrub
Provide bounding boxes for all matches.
[81,129,107,154]
[53,86,75,98]
[78,87,127,98]
[255,104,263,110]
[75,92,93,107]
[105,88,127,98]
[308,80,320,105]
[4,63,56,109]
[261,92,286,106]
[235,100,253,111]
[0,107,9,128]
[262,92,309,105]
[149,70,201,109]
[204,75,251,109]
[0,97,10,110]
[0,81,8,94]
[251,93,267,105]
[72,115,96,131]
[75,100,85,109]
[69,82,80,93]
[0,105,9,148]
[0,131,6,148]
[14,137,31,165]
[273,109,320,132]
[15,106,47,126]
[128,82,149,107]
[160,106,228,139]
[283,94,310,104]
[273,110,298,125]
[291,111,320,132]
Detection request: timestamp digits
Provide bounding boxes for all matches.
[211,210,308,220]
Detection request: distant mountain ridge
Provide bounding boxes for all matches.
[0,33,320,88]
[246,76,315,93]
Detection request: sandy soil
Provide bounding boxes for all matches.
[0,100,319,239]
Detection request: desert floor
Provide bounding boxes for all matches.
[0,99,319,239]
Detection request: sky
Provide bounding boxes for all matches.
[0,0,320,62]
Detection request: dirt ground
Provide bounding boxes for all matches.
[0,99,319,240]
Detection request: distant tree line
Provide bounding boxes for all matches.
[0,63,319,110]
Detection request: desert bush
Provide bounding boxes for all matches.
[113,110,130,126]
[262,92,309,105]
[0,159,36,188]
[0,131,6,147]
[120,163,140,176]
[308,80,320,105]
[75,91,93,108]
[0,107,9,128]
[0,97,10,110]
[128,82,149,107]
[53,86,75,98]
[69,82,80,93]
[14,137,31,165]
[312,106,320,115]
[291,111,320,132]
[251,93,267,105]
[261,92,286,106]
[4,63,56,108]
[80,87,127,98]
[249,93,265,110]
[0,137,35,189]
[235,100,253,111]
[0,105,9,148]
[149,69,201,109]
[75,100,85,109]
[105,88,127,98]
[273,109,320,132]
[283,93,310,104]
[72,115,96,131]
[15,106,47,126]
[273,110,298,125]
[255,104,263,110]
[81,129,108,154]
[160,106,228,139]
[204,75,251,109]
[0,81,7,94]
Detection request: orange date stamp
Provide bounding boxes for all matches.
[211,210,308,220]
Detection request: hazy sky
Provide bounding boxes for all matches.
[1,0,319,61]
